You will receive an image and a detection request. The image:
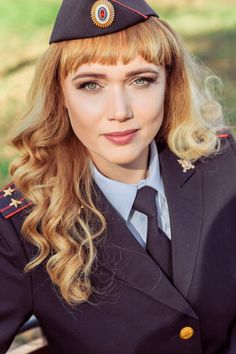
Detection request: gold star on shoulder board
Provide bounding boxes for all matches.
[3,187,15,197]
[9,198,23,208]
[177,159,195,173]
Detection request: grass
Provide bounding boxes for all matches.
[0,0,58,32]
[0,0,235,186]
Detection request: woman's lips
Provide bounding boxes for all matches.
[103,129,139,145]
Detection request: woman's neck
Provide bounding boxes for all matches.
[90,146,150,184]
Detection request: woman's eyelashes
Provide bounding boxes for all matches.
[75,76,158,91]
[132,77,157,86]
[78,81,99,90]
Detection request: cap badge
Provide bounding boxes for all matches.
[91,0,115,28]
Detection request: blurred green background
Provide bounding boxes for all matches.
[0,0,236,187]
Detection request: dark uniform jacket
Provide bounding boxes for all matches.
[0,136,236,354]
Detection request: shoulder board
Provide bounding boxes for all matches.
[0,182,33,220]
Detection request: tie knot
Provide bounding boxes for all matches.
[132,186,157,218]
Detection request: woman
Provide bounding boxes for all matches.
[0,0,235,353]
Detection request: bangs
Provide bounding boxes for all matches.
[57,17,176,78]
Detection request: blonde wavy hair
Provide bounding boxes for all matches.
[10,17,225,306]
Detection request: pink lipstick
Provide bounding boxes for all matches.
[103,129,139,145]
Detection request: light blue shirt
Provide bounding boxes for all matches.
[90,140,171,248]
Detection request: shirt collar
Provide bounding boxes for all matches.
[90,140,165,221]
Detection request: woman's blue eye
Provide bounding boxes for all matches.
[78,82,99,90]
[133,77,155,85]
[135,78,146,84]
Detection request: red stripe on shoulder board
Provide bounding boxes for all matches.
[4,202,33,219]
[217,133,230,138]
[0,197,26,213]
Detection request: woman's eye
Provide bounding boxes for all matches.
[133,77,156,86]
[77,82,99,90]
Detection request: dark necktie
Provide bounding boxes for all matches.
[132,186,172,279]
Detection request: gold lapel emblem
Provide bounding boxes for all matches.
[177,159,195,173]
[9,198,23,208]
[3,187,15,197]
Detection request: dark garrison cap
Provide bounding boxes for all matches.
[49,0,159,44]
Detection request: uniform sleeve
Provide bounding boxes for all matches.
[0,215,33,353]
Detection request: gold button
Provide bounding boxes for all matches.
[179,326,194,340]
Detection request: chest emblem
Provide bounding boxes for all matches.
[177,159,195,173]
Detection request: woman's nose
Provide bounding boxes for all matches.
[107,88,133,121]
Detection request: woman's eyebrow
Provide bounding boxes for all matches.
[72,68,160,81]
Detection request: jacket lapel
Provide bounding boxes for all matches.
[158,143,204,297]
[93,182,197,319]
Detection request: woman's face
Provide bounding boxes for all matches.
[62,55,166,177]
